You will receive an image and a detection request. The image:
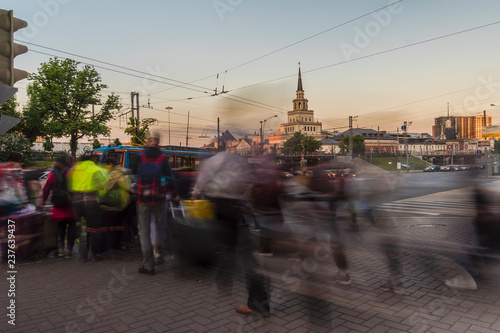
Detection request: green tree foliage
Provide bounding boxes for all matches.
[43,136,53,152]
[125,117,149,146]
[114,138,122,146]
[25,58,121,157]
[282,132,322,154]
[302,135,322,152]
[493,139,500,154]
[92,138,101,149]
[0,133,32,162]
[339,135,366,155]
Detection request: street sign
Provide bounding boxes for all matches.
[478,141,491,147]
[482,126,500,138]
[477,150,482,154]
[401,126,406,130]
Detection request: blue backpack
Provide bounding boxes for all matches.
[134,153,167,203]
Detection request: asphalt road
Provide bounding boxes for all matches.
[366,170,490,202]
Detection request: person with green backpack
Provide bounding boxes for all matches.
[100,157,131,257]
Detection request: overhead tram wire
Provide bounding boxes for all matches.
[27,19,500,131]
[146,0,405,96]
[24,46,292,116]
[227,19,500,94]
[26,49,211,95]
[19,18,500,121]
[355,79,500,121]
[16,40,212,93]
[19,41,288,113]
[148,19,500,114]
[118,101,259,132]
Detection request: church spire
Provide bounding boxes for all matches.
[297,62,303,92]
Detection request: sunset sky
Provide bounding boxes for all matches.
[7,0,500,146]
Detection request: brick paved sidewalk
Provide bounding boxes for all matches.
[2,188,500,332]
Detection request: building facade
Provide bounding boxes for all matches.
[432,116,459,139]
[334,128,398,153]
[279,65,323,136]
[263,64,325,150]
[432,115,492,139]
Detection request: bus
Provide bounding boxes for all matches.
[92,145,214,172]
[92,145,215,197]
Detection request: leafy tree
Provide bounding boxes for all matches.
[43,136,54,152]
[0,133,32,162]
[339,135,365,155]
[92,138,101,149]
[302,135,322,153]
[493,139,500,154]
[25,58,121,157]
[114,138,122,146]
[282,132,303,154]
[282,132,321,154]
[125,117,149,146]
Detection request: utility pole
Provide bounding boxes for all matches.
[403,121,412,173]
[404,121,408,172]
[396,127,399,154]
[165,106,172,145]
[131,92,140,141]
[377,126,380,153]
[217,117,220,152]
[259,115,277,154]
[260,121,264,153]
[348,116,355,157]
[130,92,139,123]
[135,93,139,124]
[130,93,134,120]
[186,111,190,147]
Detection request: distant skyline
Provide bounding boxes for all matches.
[7,0,500,146]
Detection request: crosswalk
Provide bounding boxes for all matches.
[375,199,476,217]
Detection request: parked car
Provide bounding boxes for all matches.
[326,169,356,179]
[441,165,454,171]
[423,165,441,172]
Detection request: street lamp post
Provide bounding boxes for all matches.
[165,106,172,145]
[260,115,278,153]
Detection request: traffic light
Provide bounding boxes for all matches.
[0,9,28,87]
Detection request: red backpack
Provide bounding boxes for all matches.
[135,154,167,203]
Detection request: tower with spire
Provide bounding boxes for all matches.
[279,63,322,136]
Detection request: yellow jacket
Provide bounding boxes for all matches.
[68,161,108,195]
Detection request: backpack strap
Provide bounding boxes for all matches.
[51,168,66,184]
[140,153,165,165]
[155,155,165,164]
